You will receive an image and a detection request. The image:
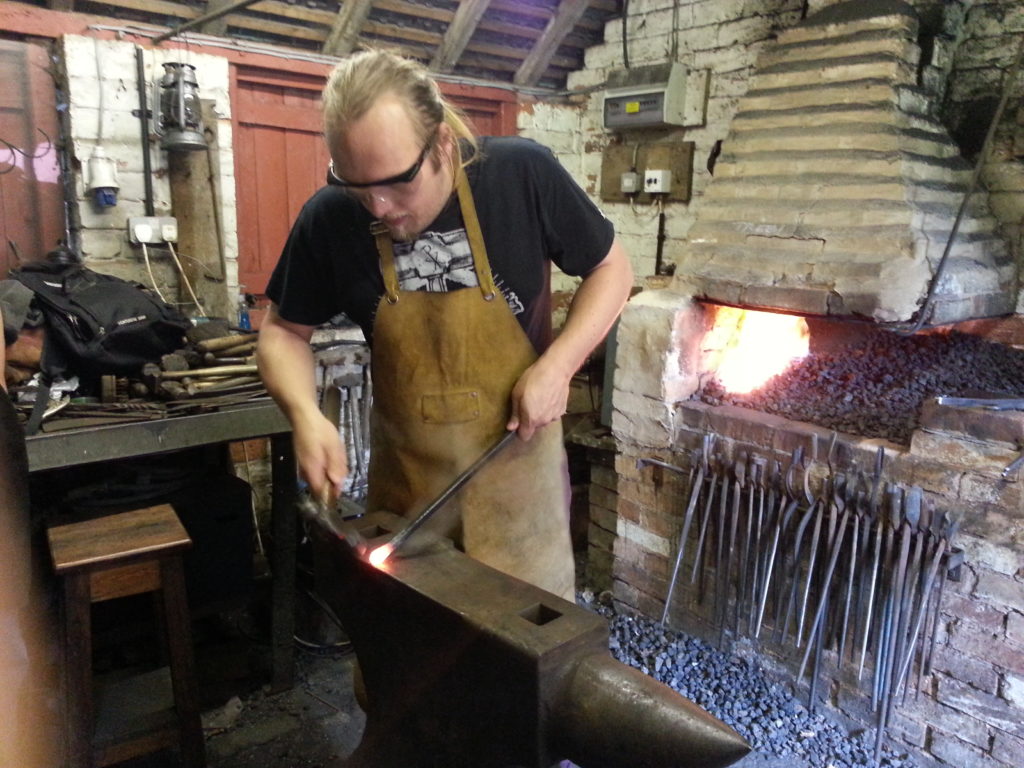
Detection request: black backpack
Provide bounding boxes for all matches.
[10,261,191,432]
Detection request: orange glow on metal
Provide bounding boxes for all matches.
[368,544,393,568]
[710,307,809,394]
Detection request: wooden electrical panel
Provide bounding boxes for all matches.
[600,141,694,204]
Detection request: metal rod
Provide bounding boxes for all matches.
[384,430,517,558]
[900,34,1024,334]
[135,46,156,217]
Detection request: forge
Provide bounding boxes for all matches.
[596,2,1024,765]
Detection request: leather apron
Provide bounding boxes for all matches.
[365,170,575,600]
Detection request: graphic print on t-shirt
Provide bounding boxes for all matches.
[394,228,524,316]
[394,229,478,292]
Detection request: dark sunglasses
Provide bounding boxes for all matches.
[328,130,437,189]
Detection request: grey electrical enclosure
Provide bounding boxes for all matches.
[603,62,688,130]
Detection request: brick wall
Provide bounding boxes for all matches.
[606,290,1024,767]
[517,0,1024,305]
[59,36,238,308]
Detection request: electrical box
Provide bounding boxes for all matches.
[603,62,688,130]
[620,171,639,194]
[644,169,672,194]
[128,216,178,245]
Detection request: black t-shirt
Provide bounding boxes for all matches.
[265,136,615,353]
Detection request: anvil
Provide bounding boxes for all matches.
[310,509,750,768]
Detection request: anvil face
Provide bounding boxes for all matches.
[312,511,749,768]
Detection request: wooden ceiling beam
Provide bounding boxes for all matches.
[514,0,589,86]
[199,0,234,37]
[431,0,494,72]
[322,0,375,57]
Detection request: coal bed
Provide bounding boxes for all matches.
[700,328,1024,444]
[581,592,918,768]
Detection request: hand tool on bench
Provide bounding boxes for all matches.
[369,429,517,566]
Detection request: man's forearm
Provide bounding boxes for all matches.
[257,311,320,427]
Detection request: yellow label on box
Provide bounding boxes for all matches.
[625,101,640,114]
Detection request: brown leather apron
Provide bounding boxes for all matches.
[365,170,575,600]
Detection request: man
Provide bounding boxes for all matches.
[258,50,632,600]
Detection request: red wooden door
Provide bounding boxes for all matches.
[233,68,330,296]
[232,66,518,297]
[0,40,64,276]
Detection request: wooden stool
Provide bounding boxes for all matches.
[47,504,206,768]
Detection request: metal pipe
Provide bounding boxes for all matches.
[134,46,156,217]
[900,34,1024,335]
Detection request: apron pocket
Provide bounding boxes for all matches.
[421,389,481,424]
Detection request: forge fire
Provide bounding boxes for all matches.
[700,311,1024,444]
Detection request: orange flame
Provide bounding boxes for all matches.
[708,307,809,394]
[368,544,393,568]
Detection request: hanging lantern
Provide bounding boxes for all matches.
[154,62,207,152]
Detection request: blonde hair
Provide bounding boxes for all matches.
[322,50,478,171]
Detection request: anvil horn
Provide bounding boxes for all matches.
[311,510,750,768]
[553,652,750,768]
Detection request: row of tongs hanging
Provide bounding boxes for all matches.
[639,433,963,763]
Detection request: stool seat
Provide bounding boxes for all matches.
[48,504,206,768]
[49,503,191,574]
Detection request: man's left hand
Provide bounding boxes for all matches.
[506,357,571,440]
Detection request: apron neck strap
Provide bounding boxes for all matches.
[455,168,498,300]
[372,167,498,303]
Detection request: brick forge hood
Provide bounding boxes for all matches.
[675,0,1016,325]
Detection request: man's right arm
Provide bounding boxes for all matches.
[257,304,347,502]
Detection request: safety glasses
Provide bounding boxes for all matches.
[328,130,437,189]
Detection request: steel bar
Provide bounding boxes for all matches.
[871,484,901,709]
[796,495,825,648]
[754,498,797,638]
[858,502,884,681]
[894,537,946,704]
[652,449,705,626]
[715,457,731,638]
[727,454,746,636]
[780,499,817,647]
[737,456,756,632]
[874,492,912,763]
[798,499,851,680]
[690,453,721,589]
[748,458,768,635]
[382,430,517,560]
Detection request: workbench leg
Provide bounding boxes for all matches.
[160,557,206,767]
[63,573,93,768]
[269,433,297,692]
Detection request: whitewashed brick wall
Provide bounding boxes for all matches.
[60,36,237,308]
[518,0,805,288]
[518,0,1023,307]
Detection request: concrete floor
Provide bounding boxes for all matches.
[113,601,814,768]
[196,646,799,768]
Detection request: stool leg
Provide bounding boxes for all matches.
[159,557,206,768]
[63,573,94,768]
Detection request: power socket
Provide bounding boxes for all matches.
[128,216,178,245]
[644,169,672,194]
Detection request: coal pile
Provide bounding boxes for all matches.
[581,593,917,768]
[700,329,1024,444]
